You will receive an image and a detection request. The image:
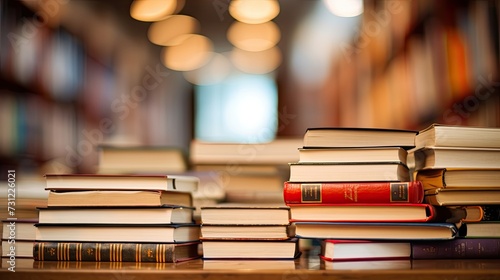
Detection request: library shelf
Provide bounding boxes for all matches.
[2,248,500,280]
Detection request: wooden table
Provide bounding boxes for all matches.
[2,249,500,280]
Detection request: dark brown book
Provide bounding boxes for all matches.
[33,241,200,262]
[411,238,500,259]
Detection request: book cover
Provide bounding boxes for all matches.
[320,240,411,261]
[283,181,424,204]
[33,241,201,262]
[411,238,500,259]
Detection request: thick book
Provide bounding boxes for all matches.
[34,223,200,243]
[2,240,34,258]
[2,219,37,240]
[424,188,500,206]
[97,145,188,174]
[288,203,461,223]
[46,190,193,207]
[416,168,500,189]
[200,224,292,240]
[33,241,200,262]
[415,123,500,150]
[302,127,417,149]
[293,222,459,240]
[298,147,408,164]
[320,240,411,261]
[412,147,500,170]
[201,238,300,259]
[283,181,424,204]
[37,205,194,224]
[288,162,410,182]
[44,174,198,193]
[458,222,500,238]
[200,205,290,225]
[411,238,500,259]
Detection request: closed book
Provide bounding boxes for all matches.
[415,124,500,150]
[416,168,500,190]
[411,238,500,259]
[297,147,408,164]
[293,222,459,240]
[33,241,200,262]
[288,203,460,223]
[2,240,34,258]
[34,223,200,243]
[200,205,290,225]
[321,240,411,261]
[302,127,417,149]
[412,147,500,170]
[288,162,410,182]
[458,222,500,238]
[283,181,424,204]
[2,219,37,240]
[424,188,500,206]
[201,238,300,259]
[200,224,291,240]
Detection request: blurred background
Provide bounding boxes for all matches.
[1,0,500,175]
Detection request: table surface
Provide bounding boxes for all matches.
[2,248,500,280]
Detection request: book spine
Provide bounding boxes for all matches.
[33,242,191,262]
[411,238,500,259]
[283,181,424,204]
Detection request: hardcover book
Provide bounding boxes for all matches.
[416,168,500,189]
[283,181,424,204]
[293,222,459,240]
[201,238,300,259]
[302,127,417,149]
[200,205,290,225]
[411,238,500,259]
[46,190,193,207]
[2,240,34,258]
[297,147,408,164]
[412,147,500,170]
[415,123,500,150]
[320,240,411,261]
[424,188,500,206]
[458,222,500,238]
[37,205,194,224]
[200,224,291,240]
[34,223,201,243]
[288,162,410,182]
[33,241,201,262]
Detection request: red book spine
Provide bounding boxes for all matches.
[283,181,424,204]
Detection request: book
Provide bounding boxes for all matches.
[2,240,34,258]
[200,205,290,225]
[201,238,300,259]
[288,162,410,182]
[97,145,188,174]
[46,190,193,207]
[415,123,500,150]
[288,203,459,223]
[283,181,424,204]
[412,147,500,170]
[322,259,411,270]
[411,238,500,259]
[189,138,302,165]
[44,174,198,193]
[37,206,194,224]
[33,241,200,262]
[298,147,408,164]
[416,168,500,189]
[293,222,459,240]
[458,222,500,238]
[424,188,500,206]
[203,259,296,270]
[320,240,411,261]
[34,224,201,243]
[2,219,37,240]
[302,127,417,149]
[200,225,291,240]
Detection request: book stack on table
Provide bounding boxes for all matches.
[284,127,467,261]
[410,124,500,259]
[32,174,201,263]
[199,205,300,260]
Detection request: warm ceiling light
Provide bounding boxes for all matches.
[230,46,282,74]
[130,0,177,22]
[227,21,280,52]
[324,0,364,17]
[183,52,232,85]
[161,35,214,71]
[148,15,200,46]
[229,0,280,24]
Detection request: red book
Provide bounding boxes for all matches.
[283,181,424,204]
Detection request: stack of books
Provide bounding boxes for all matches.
[199,205,300,259]
[33,174,201,262]
[285,127,463,261]
[411,124,500,259]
